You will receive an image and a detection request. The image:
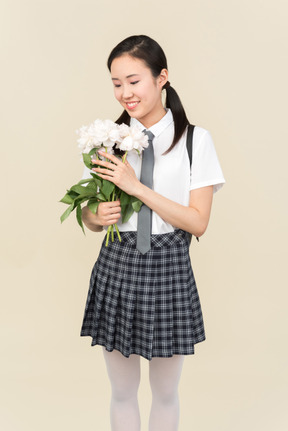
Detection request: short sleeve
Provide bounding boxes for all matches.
[190,128,225,193]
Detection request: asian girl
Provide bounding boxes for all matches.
[80,35,225,431]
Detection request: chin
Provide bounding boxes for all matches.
[126,110,142,120]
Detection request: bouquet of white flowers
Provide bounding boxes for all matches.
[60,119,149,245]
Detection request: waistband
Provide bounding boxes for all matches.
[106,229,192,248]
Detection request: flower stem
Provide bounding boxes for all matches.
[122,151,128,163]
[114,223,121,242]
[106,225,111,246]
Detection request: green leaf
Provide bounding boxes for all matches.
[70,184,97,196]
[70,184,89,194]
[76,205,85,235]
[88,148,97,156]
[77,178,94,185]
[91,173,102,188]
[132,199,143,213]
[114,186,121,198]
[119,190,130,206]
[72,195,91,208]
[67,189,80,199]
[121,203,134,223]
[88,200,100,214]
[88,181,98,192]
[96,193,106,201]
[60,204,74,223]
[82,153,93,169]
[101,180,115,199]
[60,187,81,204]
[90,172,99,178]
[60,193,74,204]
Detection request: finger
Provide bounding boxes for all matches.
[102,214,121,225]
[94,173,116,182]
[92,160,116,170]
[102,200,120,207]
[99,205,121,216]
[98,151,121,165]
[108,206,121,214]
[103,214,121,222]
[92,167,115,176]
[100,201,121,211]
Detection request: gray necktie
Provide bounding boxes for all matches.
[136,130,154,254]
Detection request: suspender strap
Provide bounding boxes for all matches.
[185,124,199,243]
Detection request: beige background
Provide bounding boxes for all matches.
[1,0,287,430]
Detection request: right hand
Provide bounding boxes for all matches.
[82,200,121,232]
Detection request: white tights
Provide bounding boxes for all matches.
[103,348,185,431]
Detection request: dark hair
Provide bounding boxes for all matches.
[107,35,189,154]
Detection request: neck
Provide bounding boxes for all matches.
[139,107,167,129]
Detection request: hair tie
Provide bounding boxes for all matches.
[164,81,171,90]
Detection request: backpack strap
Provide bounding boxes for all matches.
[186,124,195,167]
[186,124,199,243]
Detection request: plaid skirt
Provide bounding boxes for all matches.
[80,229,205,360]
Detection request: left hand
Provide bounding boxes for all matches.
[92,151,140,196]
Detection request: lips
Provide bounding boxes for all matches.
[126,101,139,110]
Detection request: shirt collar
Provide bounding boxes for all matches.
[130,109,173,138]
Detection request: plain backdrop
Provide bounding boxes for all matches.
[1,1,287,430]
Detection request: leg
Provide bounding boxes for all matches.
[149,355,185,431]
[103,348,141,431]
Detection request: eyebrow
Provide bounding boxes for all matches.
[111,74,140,81]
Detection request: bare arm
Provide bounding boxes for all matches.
[135,184,213,237]
[92,151,214,237]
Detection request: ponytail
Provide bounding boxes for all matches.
[115,110,130,126]
[164,83,189,154]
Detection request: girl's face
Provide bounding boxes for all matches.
[110,54,168,128]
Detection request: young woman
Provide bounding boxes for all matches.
[80,35,225,431]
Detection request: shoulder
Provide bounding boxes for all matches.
[182,124,214,151]
[193,125,212,142]
[188,126,215,156]
[188,125,225,193]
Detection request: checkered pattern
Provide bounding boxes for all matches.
[80,229,205,360]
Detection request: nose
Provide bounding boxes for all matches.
[122,84,133,99]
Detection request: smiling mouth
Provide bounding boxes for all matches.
[126,101,139,109]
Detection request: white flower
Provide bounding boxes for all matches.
[76,119,121,154]
[118,136,134,151]
[117,124,149,154]
[94,119,121,149]
[76,119,148,157]
[104,119,121,141]
[118,123,130,138]
[76,123,103,154]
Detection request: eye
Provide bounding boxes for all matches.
[114,84,121,88]
[131,81,139,85]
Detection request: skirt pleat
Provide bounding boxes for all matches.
[80,229,205,360]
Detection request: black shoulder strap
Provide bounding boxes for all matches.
[186,124,195,167]
[186,124,199,243]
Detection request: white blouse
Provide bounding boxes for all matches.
[82,109,225,234]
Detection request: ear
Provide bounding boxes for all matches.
[158,68,169,89]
